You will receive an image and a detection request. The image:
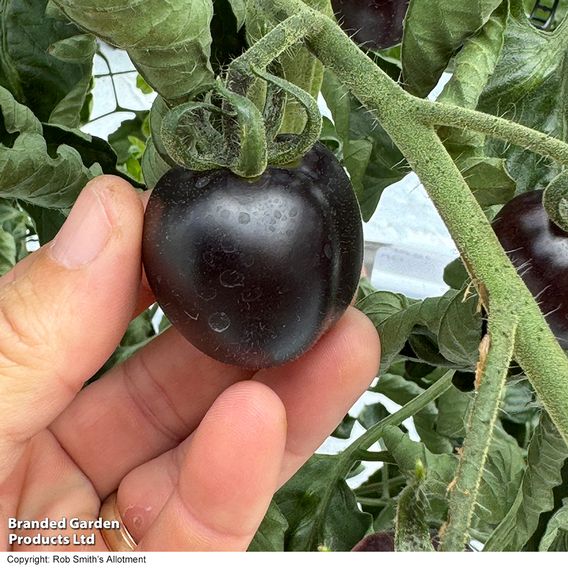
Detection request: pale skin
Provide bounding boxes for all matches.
[0,176,381,552]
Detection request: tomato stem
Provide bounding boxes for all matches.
[254,0,568,448]
[441,307,517,551]
[415,100,568,167]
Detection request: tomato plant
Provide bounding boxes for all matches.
[3,0,568,554]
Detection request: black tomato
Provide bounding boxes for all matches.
[331,0,409,50]
[142,142,364,368]
[492,190,568,349]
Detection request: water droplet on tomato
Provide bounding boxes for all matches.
[209,312,230,333]
[220,269,244,288]
[195,176,210,189]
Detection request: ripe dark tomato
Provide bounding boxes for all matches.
[331,0,409,50]
[492,190,568,349]
[142,142,364,368]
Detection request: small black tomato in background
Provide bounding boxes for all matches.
[142,142,364,369]
[492,190,568,349]
[331,0,410,50]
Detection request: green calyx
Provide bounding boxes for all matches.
[156,64,322,178]
[543,170,568,233]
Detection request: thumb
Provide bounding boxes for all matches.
[0,176,144,448]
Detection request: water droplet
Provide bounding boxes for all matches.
[286,229,293,237]
[241,254,254,267]
[274,210,282,219]
[198,288,217,301]
[221,209,230,219]
[324,242,332,259]
[238,212,250,224]
[220,236,237,253]
[220,269,244,288]
[209,312,230,333]
[269,226,276,232]
[242,287,262,302]
[195,176,210,189]
[203,251,215,266]
[289,207,298,217]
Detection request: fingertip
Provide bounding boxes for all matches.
[86,175,144,225]
[201,380,287,452]
[343,306,381,379]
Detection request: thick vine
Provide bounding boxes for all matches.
[251,0,568,446]
[441,306,518,551]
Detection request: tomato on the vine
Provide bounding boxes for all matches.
[492,190,568,349]
[142,142,364,368]
[331,0,409,50]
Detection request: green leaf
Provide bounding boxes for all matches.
[358,402,389,431]
[540,500,568,551]
[439,1,507,110]
[136,75,154,96]
[437,288,483,368]
[226,0,246,28]
[24,204,66,245]
[381,426,458,521]
[0,0,96,126]
[321,71,407,221]
[484,412,568,551]
[0,86,99,208]
[0,200,31,275]
[357,284,482,372]
[141,139,171,188]
[356,290,420,371]
[501,380,538,426]
[443,257,469,290]
[42,123,119,174]
[108,112,149,164]
[478,3,568,193]
[395,461,435,551]
[473,427,525,538]
[436,386,471,439]
[436,3,515,209]
[53,0,215,102]
[374,374,453,454]
[331,414,357,439]
[275,454,372,551]
[402,0,503,97]
[248,501,288,551]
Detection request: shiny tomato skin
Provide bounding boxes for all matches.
[492,190,568,349]
[142,143,364,368]
[331,0,409,50]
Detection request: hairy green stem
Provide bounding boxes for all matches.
[255,0,568,444]
[228,12,324,92]
[416,100,568,167]
[339,372,454,475]
[441,308,518,551]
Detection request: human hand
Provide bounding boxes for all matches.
[0,176,380,552]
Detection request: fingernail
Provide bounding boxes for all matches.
[50,183,113,268]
